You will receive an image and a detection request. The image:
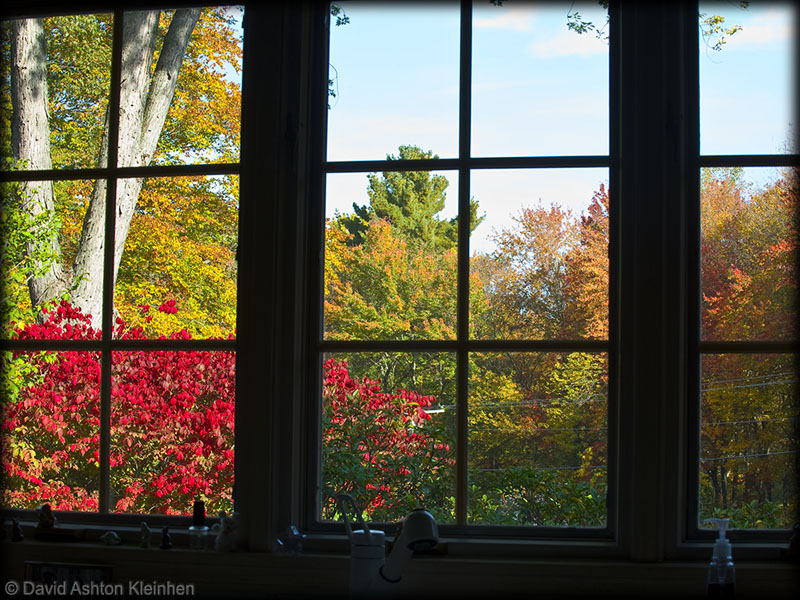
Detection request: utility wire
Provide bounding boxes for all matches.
[702,372,795,386]
[705,417,798,426]
[475,465,607,472]
[470,426,606,432]
[702,378,797,392]
[700,449,799,462]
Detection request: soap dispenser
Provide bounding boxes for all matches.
[703,518,735,598]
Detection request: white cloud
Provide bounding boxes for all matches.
[326,113,459,162]
[529,28,608,58]
[727,6,794,47]
[473,5,537,32]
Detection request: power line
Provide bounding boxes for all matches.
[700,449,799,462]
[470,426,606,432]
[436,397,607,411]
[474,465,607,472]
[702,378,797,392]
[701,372,795,386]
[704,417,798,426]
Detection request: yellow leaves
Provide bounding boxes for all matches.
[701,169,798,340]
[114,175,237,339]
[325,216,457,341]
[154,7,241,164]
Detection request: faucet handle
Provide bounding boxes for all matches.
[336,493,373,542]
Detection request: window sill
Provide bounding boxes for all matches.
[3,529,797,599]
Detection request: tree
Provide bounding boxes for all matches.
[481,203,578,341]
[701,167,797,341]
[4,305,462,521]
[2,300,235,515]
[324,217,460,406]
[562,185,609,339]
[697,168,798,526]
[321,358,453,522]
[565,1,747,51]
[465,185,611,526]
[339,145,483,250]
[6,9,237,322]
[325,150,486,399]
[114,175,238,338]
[326,218,457,343]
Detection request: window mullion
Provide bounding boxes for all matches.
[617,0,692,561]
[455,0,473,527]
[97,9,125,515]
[678,0,701,558]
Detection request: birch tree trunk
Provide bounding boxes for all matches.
[10,18,66,309]
[11,9,201,323]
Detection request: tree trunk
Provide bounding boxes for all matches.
[710,466,721,509]
[10,18,66,310]
[13,9,202,323]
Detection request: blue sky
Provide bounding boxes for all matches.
[324,1,795,255]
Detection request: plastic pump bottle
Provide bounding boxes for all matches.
[703,518,735,598]
[337,494,386,598]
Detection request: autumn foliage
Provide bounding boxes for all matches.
[1,301,236,515]
[1,6,796,530]
[321,358,453,521]
[2,302,455,519]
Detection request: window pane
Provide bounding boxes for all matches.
[700,167,797,342]
[699,2,796,155]
[1,180,104,338]
[469,352,608,526]
[320,353,456,524]
[324,169,458,341]
[1,351,100,511]
[472,1,609,157]
[471,169,609,340]
[326,3,459,161]
[114,175,238,339]
[700,353,798,529]
[1,14,113,170]
[118,7,242,167]
[111,350,235,515]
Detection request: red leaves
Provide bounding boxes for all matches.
[321,359,452,520]
[5,305,452,519]
[1,300,235,515]
[158,299,179,314]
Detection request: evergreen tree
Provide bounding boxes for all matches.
[340,145,483,250]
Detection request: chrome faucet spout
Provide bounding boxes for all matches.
[339,496,438,598]
[380,508,438,584]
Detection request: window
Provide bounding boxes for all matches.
[316,1,611,533]
[304,0,798,552]
[0,0,795,563]
[1,6,241,520]
[693,1,797,534]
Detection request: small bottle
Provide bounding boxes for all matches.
[189,498,209,550]
[703,518,735,598]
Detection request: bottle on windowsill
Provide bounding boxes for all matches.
[189,497,209,550]
[704,518,735,598]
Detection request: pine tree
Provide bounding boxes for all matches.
[340,145,483,250]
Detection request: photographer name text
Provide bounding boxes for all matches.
[6,580,195,597]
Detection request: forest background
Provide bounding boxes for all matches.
[0,3,796,528]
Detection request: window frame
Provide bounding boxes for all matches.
[1,0,796,562]
[296,0,797,557]
[308,1,616,538]
[0,2,240,527]
[687,16,799,549]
